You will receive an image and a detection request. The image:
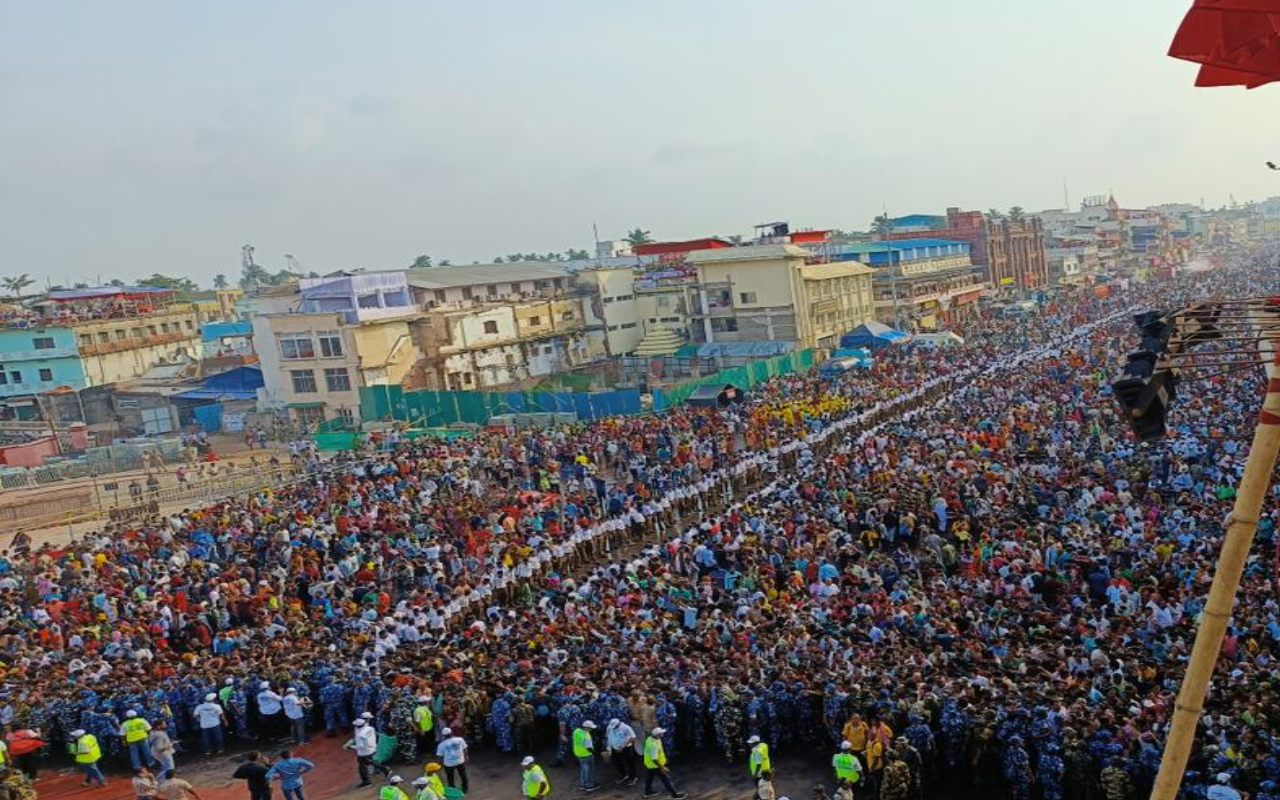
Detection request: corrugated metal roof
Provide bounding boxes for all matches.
[406,262,573,290]
[686,244,813,263]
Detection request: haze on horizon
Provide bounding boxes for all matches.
[2,0,1278,287]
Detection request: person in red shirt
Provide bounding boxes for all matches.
[5,725,48,780]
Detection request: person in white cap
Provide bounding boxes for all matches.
[412,695,435,757]
[347,718,390,787]
[747,734,771,781]
[120,708,154,770]
[1207,772,1243,800]
[435,726,470,793]
[520,756,550,799]
[606,717,638,786]
[282,687,309,745]
[832,740,861,786]
[410,776,441,800]
[379,774,410,800]
[257,682,285,740]
[642,727,686,799]
[573,718,601,792]
[193,693,229,755]
[69,727,106,787]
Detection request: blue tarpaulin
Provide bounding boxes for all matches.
[174,365,264,401]
[839,322,910,350]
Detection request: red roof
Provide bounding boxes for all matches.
[789,230,831,244]
[633,238,732,256]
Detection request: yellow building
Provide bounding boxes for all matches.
[686,244,876,349]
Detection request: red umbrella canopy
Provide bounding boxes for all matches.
[1169,0,1280,87]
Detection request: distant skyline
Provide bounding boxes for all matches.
[3,0,1280,287]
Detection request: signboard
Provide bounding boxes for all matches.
[1000,277,1016,285]
[222,412,248,432]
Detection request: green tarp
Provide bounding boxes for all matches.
[653,349,815,409]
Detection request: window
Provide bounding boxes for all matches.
[657,295,671,308]
[160,323,170,333]
[38,368,53,382]
[528,316,542,326]
[357,293,381,309]
[33,337,55,350]
[0,373,7,385]
[317,330,343,358]
[434,290,446,303]
[620,322,637,330]
[78,334,93,346]
[97,332,110,344]
[740,292,758,304]
[462,372,473,385]
[8,371,20,384]
[462,287,474,300]
[147,325,157,336]
[130,327,144,339]
[483,321,499,334]
[324,368,352,392]
[485,284,498,298]
[279,333,315,360]
[185,320,194,330]
[336,407,356,426]
[290,370,318,393]
[561,311,574,321]
[114,329,127,340]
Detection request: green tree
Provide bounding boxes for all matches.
[410,254,433,269]
[439,259,453,267]
[493,257,505,264]
[2,274,35,298]
[240,262,272,291]
[139,273,198,292]
[870,214,894,237]
[565,248,589,260]
[1008,206,1026,222]
[107,278,126,288]
[624,228,654,247]
[213,274,229,289]
[988,208,1005,222]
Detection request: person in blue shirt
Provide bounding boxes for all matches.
[265,749,315,800]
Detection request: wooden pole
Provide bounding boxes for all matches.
[1150,313,1280,800]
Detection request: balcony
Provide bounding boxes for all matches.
[80,331,196,355]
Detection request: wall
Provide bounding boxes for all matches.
[0,326,87,397]
[256,311,360,420]
[73,308,202,386]
[581,268,641,355]
[0,435,60,467]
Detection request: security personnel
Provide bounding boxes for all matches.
[413,695,435,757]
[380,775,412,800]
[422,763,447,799]
[573,719,600,792]
[833,740,862,786]
[521,756,551,799]
[643,727,687,800]
[120,709,154,770]
[411,776,442,800]
[0,735,8,772]
[748,735,771,780]
[68,728,106,787]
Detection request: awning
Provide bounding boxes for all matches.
[1169,1,1280,88]
[286,401,326,409]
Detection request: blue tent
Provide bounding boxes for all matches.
[839,322,910,350]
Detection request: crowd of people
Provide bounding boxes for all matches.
[4,249,1280,800]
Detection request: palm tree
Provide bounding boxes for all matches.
[213,274,229,289]
[1008,206,1027,223]
[438,259,453,267]
[624,228,654,247]
[240,262,272,291]
[410,255,433,269]
[870,214,893,238]
[987,209,1005,222]
[565,249,590,260]
[2,274,34,299]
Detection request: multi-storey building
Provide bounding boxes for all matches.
[253,274,422,426]
[834,239,987,330]
[888,208,1048,290]
[0,286,200,418]
[685,244,876,349]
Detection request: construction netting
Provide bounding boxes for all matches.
[652,349,815,409]
[358,387,642,426]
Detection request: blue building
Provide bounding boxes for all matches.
[829,239,986,330]
[0,326,88,398]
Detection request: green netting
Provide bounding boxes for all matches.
[313,432,360,451]
[654,349,815,409]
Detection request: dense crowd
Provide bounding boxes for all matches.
[4,250,1280,800]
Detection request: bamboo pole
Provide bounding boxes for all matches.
[1150,313,1280,800]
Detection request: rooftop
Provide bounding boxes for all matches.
[686,244,814,264]
[406,262,573,290]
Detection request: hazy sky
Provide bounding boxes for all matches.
[3,1,1279,286]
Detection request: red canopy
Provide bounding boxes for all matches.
[1169,0,1280,88]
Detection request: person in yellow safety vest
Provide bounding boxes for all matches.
[642,727,687,800]
[573,719,601,792]
[0,736,8,772]
[422,763,447,800]
[68,728,107,787]
[411,776,442,800]
[412,696,435,760]
[748,735,771,780]
[520,756,551,799]
[832,740,862,785]
[380,775,411,800]
[121,709,155,771]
